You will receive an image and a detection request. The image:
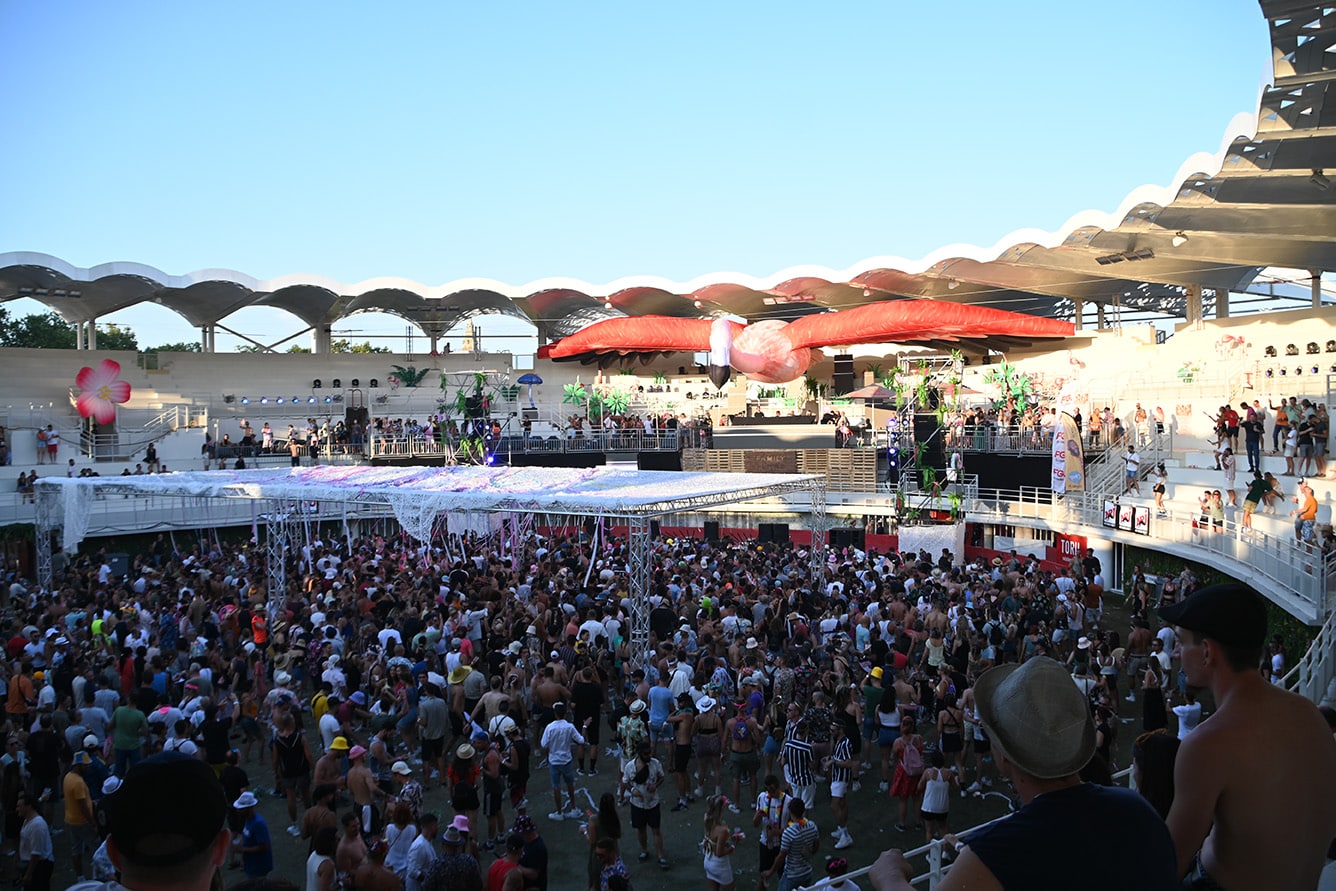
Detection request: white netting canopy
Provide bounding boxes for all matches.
[36,465,821,551]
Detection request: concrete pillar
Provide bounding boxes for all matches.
[201,326,210,352]
[1185,285,1203,326]
[1096,304,1106,330]
[1072,297,1084,331]
[1216,288,1229,319]
[76,322,84,351]
[316,326,332,354]
[1314,270,1323,309]
[87,320,97,350]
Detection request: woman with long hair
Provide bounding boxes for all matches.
[1132,729,1181,820]
[701,794,737,891]
[585,791,623,891]
[447,742,482,843]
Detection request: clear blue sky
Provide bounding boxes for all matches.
[0,1,1269,350]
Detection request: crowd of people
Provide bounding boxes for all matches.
[0,509,1327,891]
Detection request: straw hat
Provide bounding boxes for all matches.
[973,658,1096,780]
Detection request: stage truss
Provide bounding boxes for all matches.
[33,467,826,668]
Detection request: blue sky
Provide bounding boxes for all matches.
[0,1,1269,350]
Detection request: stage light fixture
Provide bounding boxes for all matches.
[1171,232,1188,247]
[862,287,872,297]
[947,278,960,290]
[223,395,235,404]
[240,397,250,405]
[312,379,322,388]
[309,396,317,404]
[351,378,360,387]
[604,301,613,311]
[332,379,341,388]
[276,397,284,404]
[260,397,269,404]
[293,396,301,404]
[324,396,333,404]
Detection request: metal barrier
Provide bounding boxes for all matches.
[1282,607,1336,705]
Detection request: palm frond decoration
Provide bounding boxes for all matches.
[390,365,431,388]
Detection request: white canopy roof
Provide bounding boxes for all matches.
[35,464,822,551]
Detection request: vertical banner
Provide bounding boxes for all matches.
[1052,411,1085,493]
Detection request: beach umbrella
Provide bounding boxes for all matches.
[518,372,543,407]
[843,384,895,400]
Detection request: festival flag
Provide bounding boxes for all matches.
[1052,411,1085,494]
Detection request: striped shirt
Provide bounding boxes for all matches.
[779,818,820,880]
[829,735,853,784]
[782,736,815,787]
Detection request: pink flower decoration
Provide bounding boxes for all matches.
[75,359,132,424]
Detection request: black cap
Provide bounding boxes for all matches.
[107,752,228,867]
[1157,582,1267,649]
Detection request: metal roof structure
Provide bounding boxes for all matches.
[2,1,1333,347]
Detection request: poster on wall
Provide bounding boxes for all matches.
[1133,506,1151,535]
[1118,504,1135,531]
[1102,500,1117,528]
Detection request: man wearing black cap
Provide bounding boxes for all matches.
[1160,583,1336,890]
[68,751,230,891]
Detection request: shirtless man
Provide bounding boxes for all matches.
[531,667,570,744]
[470,675,510,728]
[1124,619,1153,704]
[1162,583,1336,890]
[346,745,391,837]
[352,839,401,891]
[313,737,348,793]
[301,783,339,850]
[725,701,762,810]
[667,692,696,811]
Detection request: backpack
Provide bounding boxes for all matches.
[902,739,924,777]
[986,622,1005,648]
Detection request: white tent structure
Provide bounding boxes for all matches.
[34,465,826,663]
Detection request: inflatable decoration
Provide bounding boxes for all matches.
[75,359,132,424]
[541,301,1074,384]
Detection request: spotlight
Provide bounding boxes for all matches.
[223,394,235,404]
[351,378,360,387]
[1312,169,1331,191]
[293,396,301,404]
[1313,366,1320,375]
[604,301,613,311]
[309,396,317,404]
[862,287,872,297]
[947,278,960,290]
[325,396,333,404]
[694,300,703,309]
[260,397,269,404]
[1265,369,1274,377]
[1171,232,1188,247]
[369,378,379,388]
[240,397,250,405]
[276,398,284,404]
[312,379,322,389]
[1296,368,1304,376]
[332,378,341,388]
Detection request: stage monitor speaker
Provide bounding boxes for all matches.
[913,414,946,470]
[508,452,606,468]
[833,354,854,396]
[704,520,720,542]
[637,451,682,472]
[105,553,130,580]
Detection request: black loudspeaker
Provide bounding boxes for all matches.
[830,528,866,549]
[351,378,360,387]
[465,395,484,418]
[332,378,341,388]
[345,407,369,429]
[105,553,130,580]
[913,414,946,471]
[833,354,855,396]
[369,378,379,388]
[758,523,789,543]
[312,379,322,389]
[650,520,661,539]
[704,521,720,542]
[757,524,772,543]
[637,451,682,471]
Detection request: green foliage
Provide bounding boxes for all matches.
[331,339,390,354]
[390,365,430,387]
[0,310,75,349]
[1123,545,1317,660]
[602,390,629,415]
[97,324,139,351]
[287,345,312,354]
[982,361,1035,412]
[147,341,202,353]
[562,382,588,406]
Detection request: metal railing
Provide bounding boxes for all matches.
[798,767,1134,890]
[1282,606,1336,705]
[366,428,702,459]
[968,487,1332,621]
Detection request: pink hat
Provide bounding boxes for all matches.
[450,814,471,833]
[348,745,367,760]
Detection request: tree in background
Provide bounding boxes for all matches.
[233,343,312,354]
[0,309,139,351]
[147,341,202,353]
[331,338,390,354]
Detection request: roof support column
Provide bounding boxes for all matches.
[316,326,332,355]
[76,322,85,351]
[1096,304,1106,330]
[1185,285,1203,326]
[87,320,97,350]
[1314,270,1323,309]
[1216,288,1230,319]
[1072,298,1084,331]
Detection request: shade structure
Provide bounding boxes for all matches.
[843,384,896,399]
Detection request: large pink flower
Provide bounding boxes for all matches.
[75,359,132,424]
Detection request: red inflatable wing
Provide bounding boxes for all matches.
[543,316,742,359]
[782,300,1074,350]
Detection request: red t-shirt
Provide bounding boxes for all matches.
[487,858,520,891]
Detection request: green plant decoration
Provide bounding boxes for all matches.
[653,372,668,386]
[982,361,1035,412]
[603,390,629,415]
[562,382,588,406]
[390,365,431,388]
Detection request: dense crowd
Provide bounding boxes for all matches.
[0,509,1329,890]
